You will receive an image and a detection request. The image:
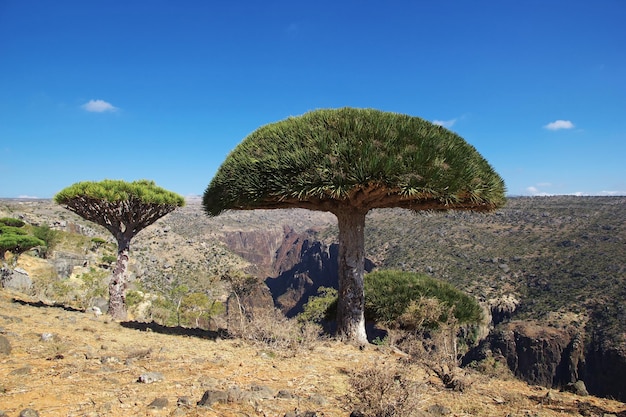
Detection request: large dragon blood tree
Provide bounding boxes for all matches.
[203,108,506,345]
[55,179,185,319]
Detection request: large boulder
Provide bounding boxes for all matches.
[0,267,32,292]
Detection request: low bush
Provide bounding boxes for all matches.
[365,270,482,329]
[0,217,25,227]
[347,362,421,417]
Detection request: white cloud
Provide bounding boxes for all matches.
[17,195,39,199]
[433,118,457,128]
[599,190,626,196]
[526,185,552,196]
[82,99,118,113]
[544,120,574,130]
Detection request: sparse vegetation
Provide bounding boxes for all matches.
[347,362,422,417]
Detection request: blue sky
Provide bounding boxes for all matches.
[1,1,625,199]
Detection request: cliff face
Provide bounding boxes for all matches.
[222,225,374,317]
[486,321,582,386]
[464,320,626,402]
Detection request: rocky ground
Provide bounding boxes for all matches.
[1,290,625,417]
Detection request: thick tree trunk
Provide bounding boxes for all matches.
[335,209,368,345]
[109,236,131,320]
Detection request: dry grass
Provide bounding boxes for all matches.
[1,290,625,417]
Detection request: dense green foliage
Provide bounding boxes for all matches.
[54,179,185,206]
[0,218,45,257]
[204,107,505,215]
[297,287,338,323]
[299,271,482,329]
[0,217,25,227]
[364,270,482,327]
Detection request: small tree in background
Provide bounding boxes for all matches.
[0,217,45,263]
[204,108,505,345]
[54,179,185,319]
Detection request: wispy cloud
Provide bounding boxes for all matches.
[526,186,552,196]
[599,190,626,196]
[82,99,118,113]
[544,120,574,130]
[18,195,39,199]
[433,118,457,128]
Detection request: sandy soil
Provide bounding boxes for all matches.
[1,290,625,417]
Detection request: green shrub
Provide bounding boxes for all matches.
[125,290,144,308]
[0,235,45,254]
[90,237,107,251]
[364,270,482,328]
[101,254,117,264]
[0,225,28,235]
[298,286,338,323]
[32,224,57,258]
[0,217,25,227]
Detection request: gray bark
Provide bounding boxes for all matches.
[109,235,130,320]
[335,209,368,345]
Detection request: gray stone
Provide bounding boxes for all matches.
[100,355,120,364]
[147,397,168,409]
[138,372,164,383]
[249,384,275,399]
[277,389,294,399]
[90,297,109,314]
[0,335,11,355]
[40,332,54,342]
[19,409,39,417]
[176,397,192,408]
[0,267,32,291]
[227,386,244,402]
[198,390,228,406]
[564,380,589,396]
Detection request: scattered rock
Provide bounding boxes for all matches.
[147,397,168,409]
[198,390,228,406]
[277,389,294,399]
[138,372,164,384]
[249,384,275,399]
[0,267,32,291]
[227,386,244,402]
[564,380,589,396]
[100,355,120,364]
[86,306,102,317]
[0,335,11,355]
[40,332,54,342]
[19,409,39,417]
[176,396,192,408]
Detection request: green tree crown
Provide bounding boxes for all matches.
[204,107,506,216]
[54,179,185,206]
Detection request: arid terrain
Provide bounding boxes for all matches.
[1,196,625,416]
[2,289,625,417]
